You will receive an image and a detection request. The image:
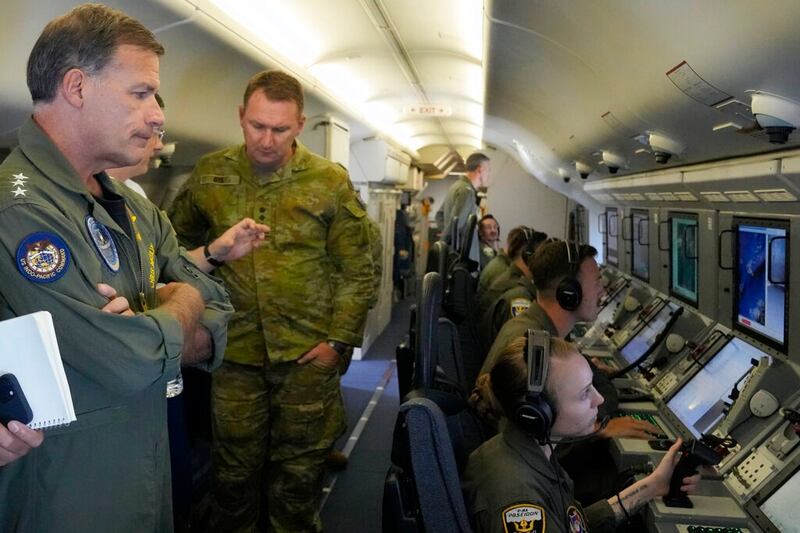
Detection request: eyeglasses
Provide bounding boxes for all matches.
[152,127,166,141]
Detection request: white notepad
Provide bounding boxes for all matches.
[0,311,76,429]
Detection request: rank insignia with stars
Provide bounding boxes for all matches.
[16,231,70,283]
[86,215,120,273]
[9,172,29,197]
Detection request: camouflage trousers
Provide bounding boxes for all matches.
[208,359,346,533]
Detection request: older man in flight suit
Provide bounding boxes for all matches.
[0,5,233,532]
[169,70,375,532]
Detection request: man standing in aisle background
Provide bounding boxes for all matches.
[437,151,491,247]
[169,70,375,533]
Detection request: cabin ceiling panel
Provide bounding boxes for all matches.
[487,0,800,185]
[384,0,483,61]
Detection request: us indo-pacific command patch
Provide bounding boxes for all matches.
[16,232,70,283]
[502,503,545,533]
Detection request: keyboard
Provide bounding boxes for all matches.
[616,411,665,434]
[681,526,746,533]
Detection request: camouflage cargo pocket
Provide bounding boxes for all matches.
[271,400,326,449]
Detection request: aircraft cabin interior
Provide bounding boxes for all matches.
[3,1,800,532]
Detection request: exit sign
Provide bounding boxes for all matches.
[403,104,452,116]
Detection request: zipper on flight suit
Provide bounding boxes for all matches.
[125,207,149,311]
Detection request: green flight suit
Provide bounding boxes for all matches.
[168,141,373,533]
[479,241,497,269]
[478,302,623,509]
[477,264,535,350]
[477,251,511,299]
[439,175,477,243]
[481,302,618,418]
[462,421,616,533]
[0,118,232,533]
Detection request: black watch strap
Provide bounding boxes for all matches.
[327,340,349,355]
[203,243,225,268]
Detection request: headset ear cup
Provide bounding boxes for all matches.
[514,396,554,439]
[556,277,582,311]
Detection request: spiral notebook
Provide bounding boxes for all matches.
[0,311,76,429]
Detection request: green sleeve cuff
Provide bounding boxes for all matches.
[143,307,184,375]
[191,305,230,372]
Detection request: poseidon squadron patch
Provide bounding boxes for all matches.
[16,232,70,283]
[510,297,531,317]
[502,503,545,533]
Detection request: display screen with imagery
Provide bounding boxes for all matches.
[670,213,698,305]
[734,219,788,351]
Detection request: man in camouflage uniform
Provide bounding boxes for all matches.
[168,70,374,533]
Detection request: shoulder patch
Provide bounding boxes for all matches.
[16,231,70,283]
[85,216,120,273]
[502,504,545,533]
[566,505,588,533]
[510,297,531,317]
[200,175,240,185]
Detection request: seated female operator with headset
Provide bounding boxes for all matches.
[462,331,700,533]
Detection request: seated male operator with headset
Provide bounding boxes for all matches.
[462,331,700,533]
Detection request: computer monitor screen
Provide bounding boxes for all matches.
[670,214,698,305]
[631,210,649,281]
[734,220,789,351]
[618,301,681,364]
[666,337,765,438]
[759,466,800,531]
[600,276,628,309]
[605,208,619,266]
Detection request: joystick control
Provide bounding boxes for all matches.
[662,439,721,508]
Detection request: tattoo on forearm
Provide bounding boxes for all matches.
[610,483,650,523]
[621,483,649,514]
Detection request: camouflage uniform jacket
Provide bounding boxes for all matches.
[169,141,374,365]
[0,117,233,533]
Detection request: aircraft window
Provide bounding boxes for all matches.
[733,219,789,353]
[631,209,649,281]
[666,337,767,438]
[670,213,698,305]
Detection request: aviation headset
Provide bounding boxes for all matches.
[555,241,583,311]
[520,226,536,262]
[514,329,556,441]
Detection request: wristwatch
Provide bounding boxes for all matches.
[327,340,349,355]
[203,243,225,268]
